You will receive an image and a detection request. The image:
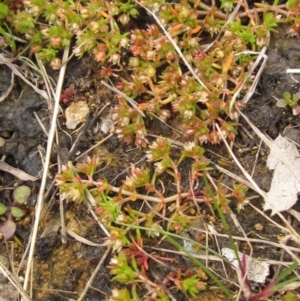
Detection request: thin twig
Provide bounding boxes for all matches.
[0,53,49,100]
[101,80,145,117]
[216,121,300,245]
[75,132,114,162]
[23,46,70,294]
[0,68,14,102]
[77,246,112,301]
[230,47,268,112]
[0,259,32,301]
[68,102,111,161]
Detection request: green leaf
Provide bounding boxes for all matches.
[283,92,292,101]
[13,11,35,34]
[264,13,278,30]
[13,185,31,204]
[276,98,287,108]
[0,24,16,52]
[283,291,298,301]
[0,4,8,20]
[0,203,7,215]
[36,48,58,63]
[11,207,25,218]
[287,0,297,9]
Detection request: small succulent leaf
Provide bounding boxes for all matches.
[292,105,300,116]
[0,4,8,19]
[0,219,16,240]
[276,98,287,108]
[13,185,31,204]
[283,91,291,101]
[11,207,25,218]
[0,203,7,215]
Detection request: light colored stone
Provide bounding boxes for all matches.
[65,101,89,130]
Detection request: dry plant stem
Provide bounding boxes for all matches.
[216,123,268,204]
[100,79,145,117]
[130,234,169,268]
[59,194,67,244]
[239,110,300,190]
[135,0,209,93]
[151,244,298,267]
[228,209,253,301]
[0,161,38,181]
[66,228,105,247]
[33,111,48,136]
[77,245,112,301]
[0,68,13,102]
[150,270,177,301]
[85,189,110,236]
[101,183,190,203]
[203,0,242,53]
[278,241,300,265]
[214,163,258,192]
[0,260,32,301]
[207,224,229,279]
[207,172,252,292]
[68,102,111,160]
[212,223,300,254]
[279,281,300,293]
[251,3,290,17]
[22,46,70,294]
[230,47,267,112]
[216,123,300,244]
[36,58,56,112]
[75,132,114,161]
[0,53,48,100]
[111,155,147,182]
[251,139,262,177]
[197,2,227,19]
[287,68,300,73]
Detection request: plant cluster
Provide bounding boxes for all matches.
[0,0,299,145]
[276,91,300,115]
[2,0,300,299]
[0,185,31,240]
[55,140,250,299]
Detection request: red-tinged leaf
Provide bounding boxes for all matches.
[292,105,300,115]
[169,23,183,34]
[250,280,277,301]
[170,8,180,19]
[60,84,76,104]
[0,219,16,240]
[223,52,234,74]
[190,25,201,34]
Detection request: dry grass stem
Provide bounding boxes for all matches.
[0,53,48,100]
[101,80,145,117]
[22,46,70,294]
[230,47,268,112]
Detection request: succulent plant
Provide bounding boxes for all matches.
[0,185,31,240]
